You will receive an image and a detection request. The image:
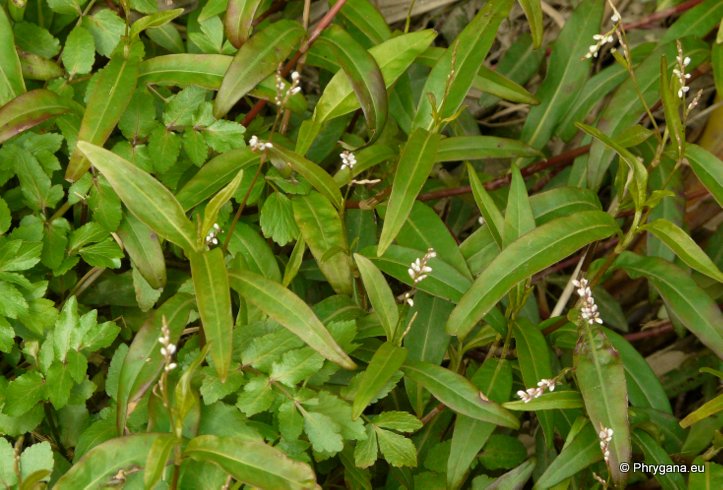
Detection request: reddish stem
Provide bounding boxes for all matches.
[623,323,674,341]
[623,0,704,30]
[243,0,348,126]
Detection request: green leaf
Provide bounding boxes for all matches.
[615,252,723,358]
[448,211,619,337]
[336,0,391,45]
[519,0,603,157]
[204,119,246,152]
[315,29,435,126]
[261,192,299,247]
[633,430,686,490]
[129,8,184,39]
[66,42,143,182]
[283,237,306,287]
[303,411,344,453]
[185,435,317,489]
[436,136,541,162]
[88,175,122,232]
[19,441,53,484]
[292,192,353,295]
[479,434,527,470]
[46,362,75,409]
[467,163,505,248]
[177,148,259,211]
[503,391,584,411]
[312,25,387,140]
[372,411,422,432]
[4,371,46,416]
[148,125,181,174]
[229,223,282,282]
[354,425,378,468]
[685,144,723,207]
[77,142,198,253]
[535,419,602,488]
[268,145,343,210]
[402,360,519,428]
[118,89,156,140]
[660,56,684,156]
[412,0,514,130]
[236,375,274,416]
[680,394,723,428]
[352,342,407,418]
[82,9,125,57]
[271,348,324,387]
[376,428,417,467]
[117,213,166,289]
[642,219,723,282]
[518,0,543,47]
[574,325,631,487]
[0,438,17,487]
[189,248,234,381]
[143,435,179,490]
[62,26,95,76]
[228,269,356,369]
[13,22,60,59]
[0,6,27,105]
[474,65,539,105]
[0,89,81,144]
[214,20,304,117]
[224,0,265,48]
[55,434,175,489]
[503,165,535,246]
[139,54,231,89]
[354,254,399,341]
[378,129,440,255]
[47,0,87,15]
[202,169,243,240]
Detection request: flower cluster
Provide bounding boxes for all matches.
[340,150,357,171]
[205,223,221,247]
[401,248,437,307]
[573,277,603,325]
[599,426,614,463]
[274,70,302,106]
[585,33,616,59]
[408,248,436,284]
[516,378,556,403]
[159,319,177,372]
[249,135,273,152]
[673,42,691,99]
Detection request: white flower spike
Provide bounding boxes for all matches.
[573,277,603,325]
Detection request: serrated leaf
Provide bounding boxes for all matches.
[82,9,125,57]
[375,428,417,467]
[261,192,299,246]
[62,26,95,76]
[352,342,406,418]
[4,371,46,416]
[271,348,325,387]
[304,411,343,453]
[204,119,246,153]
[372,411,422,432]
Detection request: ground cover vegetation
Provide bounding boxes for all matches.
[0,0,722,487]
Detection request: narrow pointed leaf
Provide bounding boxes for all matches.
[214,20,304,118]
[312,25,387,140]
[503,166,535,246]
[468,163,505,248]
[475,65,539,105]
[448,211,619,338]
[378,128,440,255]
[519,0,543,47]
[117,213,166,289]
[139,54,231,89]
[354,254,399,341]
[615,252,723,358]
[503,391,584,411]
[574,325,631,486]
[228,269,356,369]
[144,435,179,489]
[185,435,317,489]
[0,6,25,105]
[680,394,723,428]
[55,434,175,489]
[412,0,514,130]
[268,145,343,210]
[685,144,723,207]
[66,42,143,182]
[202,170,244,240]
[535,420,602,488]
[224,0,265,48]
[130,9,184,39]
[76,142,198,252]
[436,136,541,162]
[190,249,234,381]
[402,360,519,428]
[0,89,81,144]
[633,430,686,490]
[352,342,407,418]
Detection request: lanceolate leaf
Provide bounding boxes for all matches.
[312,25,387,140]
[189,248,234,381]
[503,165,535,246]
[225,0,265,48]
[447,211,619,338]
[615,252,723,358]
[214,20,304,118]
[0,89,81,144]
[184,435,317,489]
[117,213,166,289]
[685,144,723,207]
[436,136,541,162]
[0,6,25,106]
[535,420,602,488]
[412,0,514,130]
[352,342,407,418]
[315,30,434,125]
[519,0,603,159]
[66,42,144,182]
[519,0,543,48]
[642,219,723,282]
[139,54,231,89]
[293,192,353,295]
[268,145,343,210]
[77,142,198,253]
[378,129,440,255]
[354,254,399,341]
[503,391,584,411]
[402,360,519,428]
[468,164,505,248]
[574,324,631,487]
[55,434,176,489]
[228,269,356,369]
